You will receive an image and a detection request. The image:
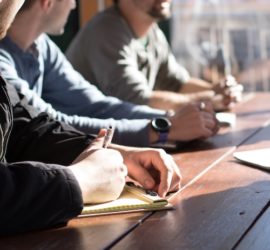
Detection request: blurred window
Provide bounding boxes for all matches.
[171,0,270,92]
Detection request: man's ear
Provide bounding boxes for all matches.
[40,0,53,12]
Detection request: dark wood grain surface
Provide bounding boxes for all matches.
[113,122,270,250]
[235,203,270,250]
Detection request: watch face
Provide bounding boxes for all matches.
[152,117,171,132]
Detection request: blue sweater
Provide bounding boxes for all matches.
[0,34,165,146]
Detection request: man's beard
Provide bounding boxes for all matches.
[148,6,171,21]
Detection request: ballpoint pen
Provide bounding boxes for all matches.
[102,126,115,148]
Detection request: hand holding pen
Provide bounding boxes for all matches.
[69,126,127,204]
[72,126,115,164]
[98,127,181,198]
[103,126,115,148]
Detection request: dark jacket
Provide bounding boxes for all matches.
[0,75,93,235]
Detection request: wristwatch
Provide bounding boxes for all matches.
[151,117,171,144]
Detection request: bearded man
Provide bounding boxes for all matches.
[67,0,243,112]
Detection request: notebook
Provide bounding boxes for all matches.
[233,148,270,170]
[80,182,173,217]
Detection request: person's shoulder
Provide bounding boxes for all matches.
[36,34,61,53]
[36,34,64,64]
[84,6,130,36]
[147,23,170,54]
[67,6,134,54]
[36,33,54,46]
[0,37,18,63]
[0,36,11,49]
[0,47,15,66]
[91,6,122,26]
[151,23,168,43]
[0,36,18,54]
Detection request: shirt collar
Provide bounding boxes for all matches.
[3,36,39,58]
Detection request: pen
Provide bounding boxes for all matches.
[102,126,115,148]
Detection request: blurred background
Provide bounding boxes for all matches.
[56,0,270,93]
[171,0,270,92]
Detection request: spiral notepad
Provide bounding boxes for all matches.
[80,182,173,217]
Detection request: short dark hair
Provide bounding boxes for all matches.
[113,0,119,4]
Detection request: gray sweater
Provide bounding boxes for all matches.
[66,6,190,105]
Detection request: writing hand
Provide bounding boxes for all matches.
[70,129,127,204]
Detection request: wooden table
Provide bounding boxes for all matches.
[1,93,270,250]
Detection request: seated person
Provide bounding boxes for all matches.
[0,0,219,148]
[66,0,243,112]
[0,0,181,235]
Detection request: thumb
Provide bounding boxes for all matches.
[91,128,107,148]
[97,128,107,138]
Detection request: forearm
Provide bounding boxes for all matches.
[148,90,190,110]
[0,162,83,235]
[180,78,213,93]
[8,111,93,165]
[148,89,214,112]
[59,115,160,147]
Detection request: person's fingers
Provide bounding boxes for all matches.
[224,84,243,97]
[235,92,242,102]
[150,150,179,197]
[201,126,215,138]
[158,164,173,197]
[211,117,220,135]
[97,128,107,138]
[204,116,218,130]
[200,111,216,125]
[231,83,243,92]
[91,128,107,148]
[195,100,215,114]
[165,155,182,193]
[125,151,178,196]
[204,101,215,113]
[128,162,156,190]
[199,101,206,111]
[222,89,242,106]
[72,130,107,164]
[128,149,177,197]
[120,163,128,177]
[198,112,219,137]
